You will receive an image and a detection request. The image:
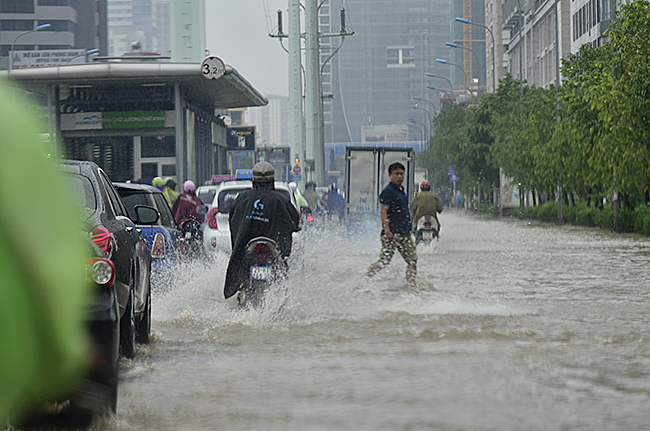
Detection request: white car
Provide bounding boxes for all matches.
[203,180,302,256]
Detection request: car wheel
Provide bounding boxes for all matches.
[136,281,151,344]
[120,288,136,359]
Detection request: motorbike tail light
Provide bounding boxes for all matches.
[91,226,114,256]
[424,221,432,227]
[87,258,116,286]
[151,232,166,258]
[207,207,219,229]
[307,215,314,222]
[253,243,271,259]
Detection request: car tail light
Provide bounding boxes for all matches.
[253,243,271,258]
[207,207,219,229]
[151,232,166,258]
[87,258,116,286]
[91,226,114,256]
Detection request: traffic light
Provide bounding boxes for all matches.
[295,156,300,165]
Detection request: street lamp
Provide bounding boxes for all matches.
[455,17,497,92]
[412,96,437,116]
[426,85,448,94]
[407,120,423,146]
[10,23,51,70]
[67,48,99,64]
[409,106,431,140]
[445,42,481,84]
[436,58,468,94]
[425,72,453,93]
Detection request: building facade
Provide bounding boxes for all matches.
[322,0,452,144]
[0,0,108,68]
[246,94,289,148]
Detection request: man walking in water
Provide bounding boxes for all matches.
[367,162,417,285]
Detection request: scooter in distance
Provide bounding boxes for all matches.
[414,215,439,245]
[179,205,208,259]
[237,236,287,307]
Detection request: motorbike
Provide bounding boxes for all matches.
[179,205,208,259]
[414,215,440,245]
[236,236,287,307]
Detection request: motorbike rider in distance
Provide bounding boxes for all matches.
[410,180,443,233]
[171,180,205,224]
[224,161,301,300]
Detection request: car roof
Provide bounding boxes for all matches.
[113,182,163,194]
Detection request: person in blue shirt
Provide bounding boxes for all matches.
[366,162,417,285]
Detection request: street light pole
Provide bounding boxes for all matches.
[445,42,481,83]
[455,17,497,92]
[426,85,448,94]
[10,23,51,70]
[409,106,431,140]
[425,72,453,93]
[66,48,99,64]
[407,120,424,147]
[436,58,468,94]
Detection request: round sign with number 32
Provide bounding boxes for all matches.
[201,56,226,80]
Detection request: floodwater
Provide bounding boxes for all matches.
[91,209,650,430]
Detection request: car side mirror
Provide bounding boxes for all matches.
[135,205,160,225]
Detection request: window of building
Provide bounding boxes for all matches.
[0,0,34,13]
[141,136,176,158]
[0,20,33,31]
[38,0,70,5]
[387,46,415,67]
[38,20,75,32]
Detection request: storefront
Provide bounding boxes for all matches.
[2,62,267,185]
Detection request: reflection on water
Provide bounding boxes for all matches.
[81,210,650,430]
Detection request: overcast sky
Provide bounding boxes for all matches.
[206,0,290,97]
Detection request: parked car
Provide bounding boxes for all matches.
[203,177,303,257]
[59,161,153,361]
[196,184,220,205]
[113,182,187,281]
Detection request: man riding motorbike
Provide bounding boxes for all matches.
[223,162,301,300]
[410,180,443,232]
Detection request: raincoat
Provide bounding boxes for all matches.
[224,182,300,299]
[410,191,443,231]
[172,192,205,224]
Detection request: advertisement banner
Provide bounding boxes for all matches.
[361,124,409,142]
[226,126,255,150]
[12,49,89,69]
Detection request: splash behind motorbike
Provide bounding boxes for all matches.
[414,215,439,245]
[237,236,288,307]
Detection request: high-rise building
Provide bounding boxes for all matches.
[247,94,289,148]
[321,0,455,144]
[0,0,108,66]
[108,0,172,56]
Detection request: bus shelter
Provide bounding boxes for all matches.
[1,62,267,185]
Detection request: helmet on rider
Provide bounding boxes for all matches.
[152,176,164,187]
[306,181,317,191]
[184,180,196,193]
[289,181,298,191]
[420,180,431,191]
[252,161,275,182]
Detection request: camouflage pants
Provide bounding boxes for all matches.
[378,232,417,265]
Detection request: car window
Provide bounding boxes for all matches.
[100,170,128,217]
[117,190,150,221]
[218,188,247,214]
[198,188,217,205]
[64,173,98,218]
[153,193,175,228]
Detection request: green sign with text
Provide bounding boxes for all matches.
[103,111,165,129]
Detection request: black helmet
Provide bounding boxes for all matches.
[306,181,317,191]
[252,161,275,182]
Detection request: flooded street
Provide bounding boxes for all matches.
[94,210,650,430]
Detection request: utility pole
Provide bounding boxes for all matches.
[304,0,322,185]
[273,1,353,187]
[271,2,305,186]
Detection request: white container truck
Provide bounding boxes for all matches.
[343,146,416,234]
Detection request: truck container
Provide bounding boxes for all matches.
[343,146,415,235]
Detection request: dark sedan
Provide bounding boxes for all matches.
[59,161,153,359]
